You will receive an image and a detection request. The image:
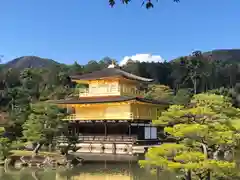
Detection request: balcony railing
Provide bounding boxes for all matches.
[78,87,143,97]
[63,112,134,121]
[79,88,89,96]
[62,113,153,121]
[79,87,121,97]
[56,135,137,143]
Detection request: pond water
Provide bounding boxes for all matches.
[0,162,177,180]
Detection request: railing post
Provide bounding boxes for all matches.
[128,121,131,137]
[104,121,107,137]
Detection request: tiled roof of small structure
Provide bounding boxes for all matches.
[49,96,169,105]
[70,68,153,82]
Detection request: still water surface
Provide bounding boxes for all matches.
[0,162,177,180]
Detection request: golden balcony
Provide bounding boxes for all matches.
[62,113,153,121]
[78,87,121,97]
[62,112,134,121]
[78,87,143,97]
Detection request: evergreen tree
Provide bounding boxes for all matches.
[140,93,240,180]
[22,102,67,154]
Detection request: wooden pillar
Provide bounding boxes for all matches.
[73,122,75,136]
[128,122,131,136]
[150,123,152,140]
[76,121,79,136]
[73,122,77,136]
[137,122,139,140]
[68,122,72,135]
[104,121,107,137]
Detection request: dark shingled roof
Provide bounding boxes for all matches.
[70,68,153,82]
[49,96,169,105]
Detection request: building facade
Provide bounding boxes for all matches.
[51,64,169,155]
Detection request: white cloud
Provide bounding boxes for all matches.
[119,53,164,66]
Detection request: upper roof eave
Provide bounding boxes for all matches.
[70,68,154,82]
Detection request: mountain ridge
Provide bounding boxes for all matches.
[203,49,240,63]
[2,49,240,69]
[3,56,60,69]
[171,49,240,63]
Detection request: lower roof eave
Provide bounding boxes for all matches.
[47,96,170,106]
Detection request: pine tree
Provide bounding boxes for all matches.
[22,102,67,154]
[139,93,240,180]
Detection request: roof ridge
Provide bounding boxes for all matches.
[70,67,153,82]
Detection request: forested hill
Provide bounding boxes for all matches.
[171,49,240,63]
[203,49,240,63]
[4,56,60,69]
[0,49,239,113]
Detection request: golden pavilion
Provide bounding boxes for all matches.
[52,63,169,155]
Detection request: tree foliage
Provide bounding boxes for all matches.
[231,83,240,108]
[145,84,174,102]
[22,102,67,153]
[172,88,193,105]
[0,128,12,159]
[108,0,180,9]
[140,93,240,179]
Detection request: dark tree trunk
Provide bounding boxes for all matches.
[193,78,197,94]
[48,144,52,152]
[156,167,160,180]
[206,170,211,180]
[186,170,192,180]
[201,143,211,180]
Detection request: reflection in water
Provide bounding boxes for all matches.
[0,162,176,180]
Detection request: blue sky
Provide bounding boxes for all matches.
[0,0,240,65]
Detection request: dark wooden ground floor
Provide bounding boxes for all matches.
[61,120,163,145]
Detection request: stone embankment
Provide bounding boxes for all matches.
[3,152,83,169]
